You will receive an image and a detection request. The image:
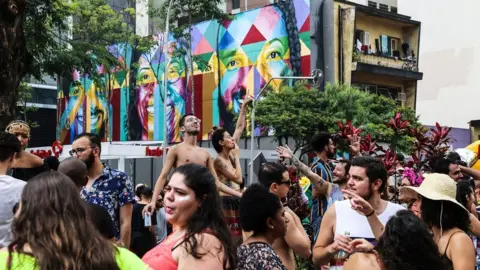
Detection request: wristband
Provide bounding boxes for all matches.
[366,209,375,217]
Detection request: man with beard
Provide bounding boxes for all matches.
[312,156,404,269]
[71,133,134,248]
[6,120,46,181]
[143,114,242,215]
[277,146,350,242]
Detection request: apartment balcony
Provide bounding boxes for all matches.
[353,53,423,80]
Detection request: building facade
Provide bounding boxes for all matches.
[331,0,422,109]
[397,0,478,148]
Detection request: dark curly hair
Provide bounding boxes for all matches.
[420,196,470,233]
[211,127,228,153]
[350,156,388,193]
[376,210,446,270]
[239,184,282,234]
[173,164,236,269]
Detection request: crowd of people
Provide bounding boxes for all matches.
[1,102,480,270]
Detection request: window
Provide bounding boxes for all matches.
[379,4,389,11]
[232,0,240,10]
[391,6,398,13]
[355,30,370,46]
[391,37,401,57]
[368,1,377,8]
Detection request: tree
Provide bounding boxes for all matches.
[255,82,325,155]
[150,0,231,114]
[17,81,38,128]
[0,0,154,129]
[254,83,421,155]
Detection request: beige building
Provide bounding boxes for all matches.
[333,0,422,108]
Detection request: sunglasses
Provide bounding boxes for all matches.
[280,180,292,187]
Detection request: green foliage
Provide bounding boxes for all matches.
[150,0,232,40]
[254,83,421,154]
[24,0,155,84]
[255,82,325,154]
[17,82,39,128]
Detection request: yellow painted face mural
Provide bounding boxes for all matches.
[57,0,311,144]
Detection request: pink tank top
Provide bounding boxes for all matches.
[142,233,183,270]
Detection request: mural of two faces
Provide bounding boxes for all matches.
[57,0,311,144]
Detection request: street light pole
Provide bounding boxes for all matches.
[248,70,323,185]
[162,0,174,165]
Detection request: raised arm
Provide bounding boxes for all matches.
[232,96,253,142]
[208,156,242,197]
[460,165,480,181]
[277,145,330,195]
[143,146,177,215]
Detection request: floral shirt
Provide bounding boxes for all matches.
[237,242,287,270]
[81,165,134,239]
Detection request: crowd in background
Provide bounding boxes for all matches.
[1,116,480,270]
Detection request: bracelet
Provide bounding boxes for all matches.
[366,210,375,217]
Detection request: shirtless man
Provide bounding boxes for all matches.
[143,114,242,215]
[250,162,311,270]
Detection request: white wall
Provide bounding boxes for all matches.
[398,0,480,129]
[348,0,397,7]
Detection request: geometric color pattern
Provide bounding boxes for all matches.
[56,0,311,144]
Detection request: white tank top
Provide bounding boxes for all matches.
[329,199,404,270]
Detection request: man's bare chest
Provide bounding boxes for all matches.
[175,148,210,167]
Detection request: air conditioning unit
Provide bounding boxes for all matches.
[397,92,407,102]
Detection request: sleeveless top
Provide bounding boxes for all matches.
[330,200,404,270]
[440,231,463,270]
[142,232,184,270]
[142,230,218,270]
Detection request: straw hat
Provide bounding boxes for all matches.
[405,173,467,212]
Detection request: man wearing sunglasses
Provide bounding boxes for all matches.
[249,162,312,270]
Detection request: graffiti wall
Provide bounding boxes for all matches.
[57,0,311,144]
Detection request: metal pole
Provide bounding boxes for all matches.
[162,0,174,165]
[248,70,322,184]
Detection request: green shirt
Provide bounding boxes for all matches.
[0,247,148,270]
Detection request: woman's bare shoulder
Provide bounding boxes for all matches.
[344,252,382,270]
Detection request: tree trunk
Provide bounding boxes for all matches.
[0,0,27,129]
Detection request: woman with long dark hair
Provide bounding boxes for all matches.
[406,173,475,270]
[344,210,445,270]
[0,172,147,270]
[142,163,236,269]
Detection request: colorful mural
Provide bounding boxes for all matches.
[57,0,311,144]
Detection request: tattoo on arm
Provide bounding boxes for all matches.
[292,156,324,186]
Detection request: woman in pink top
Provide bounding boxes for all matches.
[142,164,236,269]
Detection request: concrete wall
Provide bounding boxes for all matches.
[398,0,480,133]
[333,1,355,83]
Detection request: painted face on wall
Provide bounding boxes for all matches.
[136,40,187,142]
[217,6,293,127]
[60,74,107,143]
[136,55,158,140]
